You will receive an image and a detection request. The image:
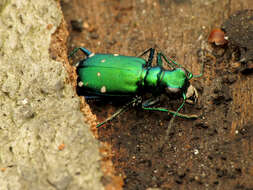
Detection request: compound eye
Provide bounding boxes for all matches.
[178,68,192,79]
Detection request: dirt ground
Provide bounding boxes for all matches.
[61,0,253,189]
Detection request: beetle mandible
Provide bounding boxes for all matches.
[69,47,203,128]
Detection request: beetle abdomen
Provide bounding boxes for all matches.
[77,54,146,96]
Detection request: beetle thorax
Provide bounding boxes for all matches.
[142,67,163,90]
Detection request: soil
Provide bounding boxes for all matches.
[222,9,253,74]
[61,0,253,189]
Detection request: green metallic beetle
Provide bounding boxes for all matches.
[69,47,203,128]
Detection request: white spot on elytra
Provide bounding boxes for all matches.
[101,59,106,63]
[89,53,95,57]
[113,54,119,56]
[100,86,106,93]
[78,81,83,87]
[97,72,101,77]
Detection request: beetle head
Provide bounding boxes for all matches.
[163,68,198,104]
[163,68,189,95]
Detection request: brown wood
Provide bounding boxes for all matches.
[63,0,253,189]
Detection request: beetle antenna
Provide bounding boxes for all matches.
[162,54,182,68]
[192,49,205,78]
[164,93,186,141]
[192,61,204,78]
[163,50,205,79]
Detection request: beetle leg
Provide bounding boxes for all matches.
[146,48,155,67]
[159,52,182,69]
[142,93,198,118]
[156,52,164,67]
[142,98,198,119]
[137,48,155,67]
[142,106,198,119]
[137,48,154,57]
[68,47,92,58]
[96,106,128,128]
[96,97,139,128]
[142,97,160,107]
[131,96,142,107]
[165,93,196,137]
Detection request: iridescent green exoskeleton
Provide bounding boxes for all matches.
[69,47,203,128]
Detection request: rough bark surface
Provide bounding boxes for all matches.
[0,1,104,189]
